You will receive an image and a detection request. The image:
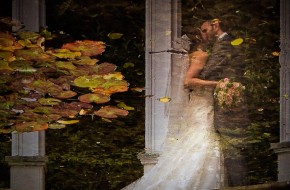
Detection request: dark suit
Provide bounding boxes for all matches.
[201,34,250,187]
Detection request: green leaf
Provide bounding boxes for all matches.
[123,62,135,68]
[107,32,123,40]
[48,123,66,129]
[117,102,135,111]
[73,75,105,88]
[38,98,62,106]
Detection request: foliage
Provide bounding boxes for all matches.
[46,101,145,189]
[0,30,131,133]
[0,0,146,189]
[44,1,146,189]
[183,0,279,185]
[0,0,280,189]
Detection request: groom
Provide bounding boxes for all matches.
[200,19,250,187]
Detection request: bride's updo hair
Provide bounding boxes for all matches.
[187,28,204,53]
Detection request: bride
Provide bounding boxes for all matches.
[130,33,221,190]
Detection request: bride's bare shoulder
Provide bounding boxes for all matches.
[190,50,208,58]
[189,50,208,64]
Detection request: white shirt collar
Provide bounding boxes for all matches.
[218,32,228,40]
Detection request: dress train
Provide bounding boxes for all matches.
[132,87,221,190]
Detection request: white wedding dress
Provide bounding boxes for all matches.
[131,86,222,189]
[129,41,222,189]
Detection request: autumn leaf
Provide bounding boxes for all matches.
[9,60,37,73]
[103,72,124,80]
[17,31,41,41]
[73,56,98,66]
[79,109,93,115]
[62,40,106,56]
[55,61,77,70]
[56,120,79,125]
[107,32,123,40]
[51,90,77,99]
[15,47,51,61]
[117,102,135,111]
[123,62,135,68]
[231,38,243,46]
[38,98,62,106]
[47,48,81,59]
[48,123,66,129]
[78,93,110,104]
[74,75,105,88]
[131,87,145,92]
[0,60,13,73]
[95,62,117,74]
[91,80,129,95]
[94,106,129,118]
[0,51,15,62]
[271,51,280,56]
[158,97,171,103]
[14,122,49,132]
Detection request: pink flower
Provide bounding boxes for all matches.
[224,78,230,83]
[233,82,240,88]
[219,82,226,88]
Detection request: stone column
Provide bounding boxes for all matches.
[141,0,181,172]
[271,0,290,182]
[12,0,46,32]
[5,1,47,190]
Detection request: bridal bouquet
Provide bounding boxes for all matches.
[214,78,245,109]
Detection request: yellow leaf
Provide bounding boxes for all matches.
[79,109,87,115]
[158,97,171,103]
[131,87,145,92]
[165,30,172,36]
[79,109,93,115]
[231,38,243,46]
[271,51,280,56]
[211,18,220,24]
[102,118,112,123]
[103,72,124,80]
[57,120,79,125]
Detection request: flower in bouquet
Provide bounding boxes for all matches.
[214,78,245,109]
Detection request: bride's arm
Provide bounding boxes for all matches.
[184,51,218,89]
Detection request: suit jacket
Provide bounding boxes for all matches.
[200,33,246,82]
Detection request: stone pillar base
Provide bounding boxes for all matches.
[137,152,159,174]
[271,141,290,181]
[5,156,48,190]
